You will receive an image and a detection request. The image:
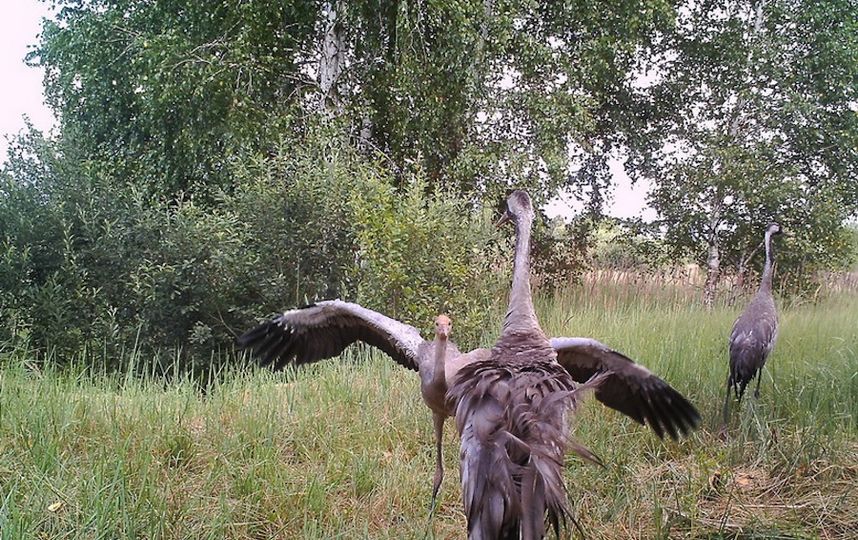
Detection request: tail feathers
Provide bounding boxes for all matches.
[564,372,609,467]
[512,372,607,468]
[460,425,521,540]
[517,372,608,538]
[512,392,572,539]
[453,362,604,539]
[728,344,766,400]
[569,371,611,408]
[520,464,545,540]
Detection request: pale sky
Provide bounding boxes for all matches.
[0,0,655,222]
[0,0,56,160]
[544,158,655,222]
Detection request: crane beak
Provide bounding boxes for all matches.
[436,324,450,339]
[495,211,511,228]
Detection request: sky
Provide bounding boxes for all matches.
[0,1,655,222]
[544,158,656,221]
[0,1,56,159]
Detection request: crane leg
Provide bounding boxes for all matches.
[753,369,763,399]
[423,414,446,538]
[430,413,445,511]
[723,375,733,432]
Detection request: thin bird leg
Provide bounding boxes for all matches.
[753,369,763,399]
[430,412,445,506]
[721,375,733,428]
[423,413,446,539]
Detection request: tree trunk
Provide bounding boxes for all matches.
[703,238,720,310]
[319,1,345,114]
[703,196,723,310]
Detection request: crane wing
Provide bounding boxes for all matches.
[238,300,428,371]
[550,337,701,440]
[729,310,778,358]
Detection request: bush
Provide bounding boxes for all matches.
[1,126,505,371]
[351,174,505,346]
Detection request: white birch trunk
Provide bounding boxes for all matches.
[319,1,344,114]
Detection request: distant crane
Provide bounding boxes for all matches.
[723,222,783,425]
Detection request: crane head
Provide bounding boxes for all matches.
[767,222,783,236]
[434,314,452,340]
[496,189,534,227]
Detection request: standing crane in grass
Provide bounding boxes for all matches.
[238,303,487,512]
[723,222,783,425]
[449,190,700,539]
[238,192,700,533]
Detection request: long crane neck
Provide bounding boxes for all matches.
[431,334,447,389]
[760,230,775,293]
[504,215,540,333]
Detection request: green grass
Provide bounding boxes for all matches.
[1,289,856,539]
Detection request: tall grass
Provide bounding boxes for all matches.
[1,285,855,539]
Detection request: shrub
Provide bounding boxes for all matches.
[1,127,506,371]
[351,174,505,346]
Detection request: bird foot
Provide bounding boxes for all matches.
[427,473,442,516]
[431,469,443,504]
[427,494,438,515]
[424,490,441,539]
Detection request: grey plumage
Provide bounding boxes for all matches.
[237,301,480,508]
[448,190,590,539]
[448,190,700,539]
[551,337,700,440]
[723,222,783,424]
[236,300,431,371]
[238,192,700,537]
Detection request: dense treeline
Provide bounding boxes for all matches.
[1,0,856,369]
[0,125,505,367]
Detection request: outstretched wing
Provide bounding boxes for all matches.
[550,337,700,440]
[238,300,427,371]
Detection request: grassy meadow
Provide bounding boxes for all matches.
[0,282,856,539]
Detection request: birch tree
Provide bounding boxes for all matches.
[629,0,858,304]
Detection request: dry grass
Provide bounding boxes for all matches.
[1,284,856,539]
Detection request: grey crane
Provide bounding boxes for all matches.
[447,190,700,540]
[238,194,699,534]
[238,302,487,510]
[722,222,783,425]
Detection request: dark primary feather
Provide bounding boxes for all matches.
[237,300,427,371]
[551,337,701,440]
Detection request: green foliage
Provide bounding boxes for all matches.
[627,0,858,292]
[647,141,854,291]
[529,216,593,289]
[0,125,502,368]
[32,0,318,195]
[5,0,857,368]
[589,218,671,270]
[30,0,677,202]
[350,175,504,345]
[468,0,676,204]
[847,224,858,271]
